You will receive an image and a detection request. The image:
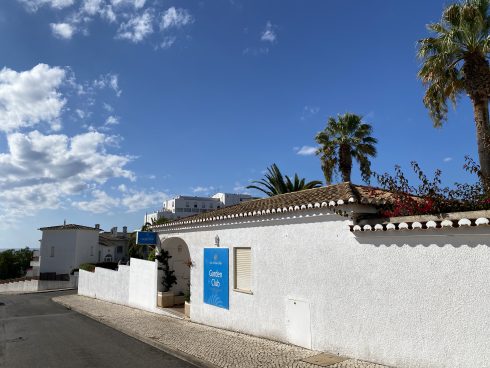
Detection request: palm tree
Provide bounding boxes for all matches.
[417,0,490,193]
[315,113,377,184]
[247,163,322,197]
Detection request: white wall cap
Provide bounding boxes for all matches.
[337,199,345,205]
[426,220,437,228]
[348,197,355,203]
[441,219,453,227]
[386,223,396,230]
[374,224,384,231]
[458,218,471,226]
[399,222,409,230]
[353,225,362,231]
[476,217,489,225]
[363,224,372,231]
[314,203,321,208]
[328,201,336,206]
[412,222,423,229]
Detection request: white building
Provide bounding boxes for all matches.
[39,224,101,276]
[38,223,130,277]
[149,183,490,368]
[98,226,130,263]
[145,192,256,224]
[25,249,40,278]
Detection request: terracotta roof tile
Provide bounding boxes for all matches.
[154,182,396,229]
[39,224,101,231]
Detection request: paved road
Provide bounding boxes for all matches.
[0,290,197,368]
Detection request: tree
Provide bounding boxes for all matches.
[315,113,377,184]
[156,249,177,292]
[246,163,322,197]
[0,247,33,280]
[417,0,490,193]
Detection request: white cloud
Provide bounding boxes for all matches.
[105,115,119,125]
[120,189,168,212]
[301,105,320,120]
[93,73,122,96]
[233,182,250,194]
[295,146,318,156]
[50,22,75,39]
[443,157,453,162]
[72,189,120,213]
[0,130,134,222]
[0,64,66,132]
[72,187,168,213]
[160,36,176,49]
[18,0,75,12]
[160,7,193,30]
[111,0,146,9]
[261,21,276,42]
[82,0,103,15]
[117,10,154,43]
[191,186,215,194]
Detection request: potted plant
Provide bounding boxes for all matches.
[156,249,177,307]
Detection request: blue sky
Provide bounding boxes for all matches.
[0,0,479,248]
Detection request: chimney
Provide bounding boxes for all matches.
[63,219,66,227]
[95,224,100,230]
[111,227,117,237]
[123,226,127,235]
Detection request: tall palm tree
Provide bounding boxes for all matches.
[417,0,490,193]
[315,113,377,184]
[247,163,322,197]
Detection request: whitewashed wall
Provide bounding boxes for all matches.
[157,209,490,368]
[0,277,78,293]
[78,258,159,314]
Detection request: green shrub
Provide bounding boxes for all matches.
[79,263,96,272]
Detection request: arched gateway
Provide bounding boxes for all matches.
[158,237,191,298]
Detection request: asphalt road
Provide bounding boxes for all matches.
[0,290,196,368]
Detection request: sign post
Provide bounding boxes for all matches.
[136,231,157,246]
[203,248,229,309]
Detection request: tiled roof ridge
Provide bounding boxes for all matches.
[39,224,100,231]
[152,182,390,230]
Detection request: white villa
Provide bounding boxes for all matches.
[78,182,490,368]
[144,192,256,224]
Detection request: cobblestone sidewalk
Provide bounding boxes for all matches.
[53,295,391,368]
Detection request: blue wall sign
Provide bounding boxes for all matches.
[136,231,157,245]
[203,248,229,309]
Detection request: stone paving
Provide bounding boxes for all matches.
[53,295,391,368]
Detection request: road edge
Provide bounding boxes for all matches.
[53,297,218,368]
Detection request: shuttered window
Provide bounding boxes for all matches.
[234,247,252,292]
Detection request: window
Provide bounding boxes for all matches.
[186,202,190,207]
[90,246,94,256]
[50,246,55,257]
[104,254,113,262]
[234,247,252,293]
[117,246,123,253]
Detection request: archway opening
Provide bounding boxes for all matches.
[157,237,191,312]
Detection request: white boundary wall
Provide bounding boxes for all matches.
[157,209,490,368]
[0,277,78,294]
[78,258,160,314]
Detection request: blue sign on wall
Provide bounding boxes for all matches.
[136,231,157,245]
[203,248,229,309]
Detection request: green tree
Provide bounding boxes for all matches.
[417,0,490,192]
[247,163,322,197]
[0,247,33,280]
[315,113,377,184]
